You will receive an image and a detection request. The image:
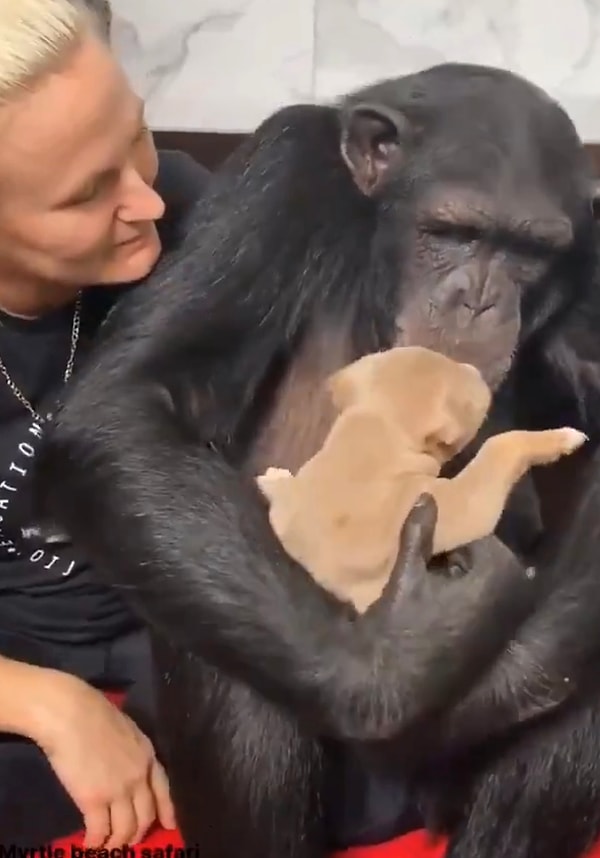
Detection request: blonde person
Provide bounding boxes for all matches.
[0,0,210,848]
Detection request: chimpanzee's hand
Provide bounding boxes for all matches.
[385,491,529,592]
[377,490,470,588]
[368,491,536,650]
[339,494,545,745]
[389,492,437,576]
[364,492,439,614]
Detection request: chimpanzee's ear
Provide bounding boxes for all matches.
[340,102,408,196]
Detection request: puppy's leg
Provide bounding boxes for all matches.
[256,468,294,503]
[430,429,587,554]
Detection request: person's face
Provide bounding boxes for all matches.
[0,31,165,291]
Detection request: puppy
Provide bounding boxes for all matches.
[257,346,586,612]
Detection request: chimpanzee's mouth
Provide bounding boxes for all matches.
[395,312,519,392]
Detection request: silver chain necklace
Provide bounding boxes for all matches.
[0,292,82,424]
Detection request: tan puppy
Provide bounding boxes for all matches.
[257,346,587,613]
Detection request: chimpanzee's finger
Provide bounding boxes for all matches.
[394,493,438,571]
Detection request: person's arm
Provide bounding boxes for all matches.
[0,655,58,737]
[0,653,175,848]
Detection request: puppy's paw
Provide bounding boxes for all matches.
[256,467,293,501]
[262,467,293,481]
[529,427,588,465]
[554,427,588,455]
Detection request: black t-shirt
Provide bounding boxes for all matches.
[0,149,210,645]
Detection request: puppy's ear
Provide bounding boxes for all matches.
[424,409,467,461]
[451,382,491,443]
[326,366,356,411]
[327,357,372,411]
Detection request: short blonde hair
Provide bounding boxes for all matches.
[0,0,108,102]
[83,0,112,37]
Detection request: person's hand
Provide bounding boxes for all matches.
[31,670,176,848]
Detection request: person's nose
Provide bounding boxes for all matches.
[118,165,166,223]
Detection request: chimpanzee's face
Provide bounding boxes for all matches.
[340,64,597,389]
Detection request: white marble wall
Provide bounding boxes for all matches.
[111,0,600,141]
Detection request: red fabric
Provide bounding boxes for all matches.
[50,826,600,858]
[52,826,446,856]
[48,691,600,858]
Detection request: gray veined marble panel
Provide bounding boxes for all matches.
[112,0,316,133]
[314,0,600,143]
[111,0,600,140]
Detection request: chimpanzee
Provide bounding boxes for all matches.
[34,63,600,858]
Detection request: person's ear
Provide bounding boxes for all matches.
[340,103,409,196]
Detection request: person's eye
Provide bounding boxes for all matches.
[135,122,150,143]
[72,182,100,205]
[69,171,118,207]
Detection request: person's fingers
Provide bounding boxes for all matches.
[83,803,111,849]
[150,759,177,830]
[105,795,138,849]
[130,782,157,844]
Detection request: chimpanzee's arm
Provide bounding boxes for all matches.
[33,103,551,747]
[431,252,600,754]
[36,364,542,745]
[425,253,600,752]
[413,442,600,759]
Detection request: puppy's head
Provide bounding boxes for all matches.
[327,346,491,462]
